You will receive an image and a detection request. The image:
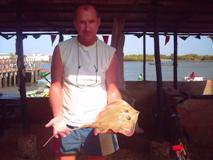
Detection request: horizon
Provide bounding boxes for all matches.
[1,53,212,57]
[0,34,213,56]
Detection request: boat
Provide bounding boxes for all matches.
[184,72,204,81]
[184,76,204,81]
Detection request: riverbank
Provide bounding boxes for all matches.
[1,79,212,96]
[123,54,213,61]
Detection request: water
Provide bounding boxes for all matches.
[124,61,213,81]
[42,61,213,81]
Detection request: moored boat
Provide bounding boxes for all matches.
[184,72,204,81]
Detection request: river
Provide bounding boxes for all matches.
[42,61,213,81]
[124,61,213,81]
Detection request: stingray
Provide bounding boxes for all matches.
[43,99,140,147]
[81,99,140,136]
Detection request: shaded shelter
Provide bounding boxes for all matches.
[0,0,213,140]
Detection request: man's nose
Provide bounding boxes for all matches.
[85,22,90,30]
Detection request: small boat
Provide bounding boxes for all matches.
[184,72,204,81]
[184,76,204,81]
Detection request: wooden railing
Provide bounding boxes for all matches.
[0,57,41,88]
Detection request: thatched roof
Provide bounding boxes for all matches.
[0,0,213,34]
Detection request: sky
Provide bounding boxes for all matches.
[0,34,213,56]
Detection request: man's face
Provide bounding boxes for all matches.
[74,6,100,46]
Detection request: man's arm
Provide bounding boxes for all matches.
[45,45,71,138]
[49,45,63,117]
[106,53,122,103]
[94,53,122,135]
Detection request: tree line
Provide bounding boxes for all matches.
[123,54,213,61]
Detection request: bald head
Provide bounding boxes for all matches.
[73,3,101,46]
[74,4,99,21]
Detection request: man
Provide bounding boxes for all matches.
[45,3,122,160]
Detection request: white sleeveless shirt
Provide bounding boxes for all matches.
[59,37,116,127]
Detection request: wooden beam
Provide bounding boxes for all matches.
[111,17,126,90]
[143,32,146,81]
[16,0,29,133]
[173,32,178,89]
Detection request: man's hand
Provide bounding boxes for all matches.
[45,116,72,138]
[94,128,113,135]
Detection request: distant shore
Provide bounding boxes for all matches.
[124,54,213,61]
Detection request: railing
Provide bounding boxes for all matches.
[0,57,41,88]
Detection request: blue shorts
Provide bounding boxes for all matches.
[57,126,119,156]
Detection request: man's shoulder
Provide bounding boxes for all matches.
[59,37,76,47]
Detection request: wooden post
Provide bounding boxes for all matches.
[173,32,178,89]
[3,73,8,87]
[9,71,13,87]
[16,32,26,97]
[16,0,29,133]
[34,70,38,83]
[16,0,26,96]
[153,3,164,140]
[32,70,35,84]
[13,71,17,86]
[0,59,2,88]
[143,32,146,81]
[111,17,125,91]
[0,73,3,88]
[154,31,163,107]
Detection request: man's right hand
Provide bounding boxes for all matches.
[45,116,72,138]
